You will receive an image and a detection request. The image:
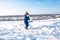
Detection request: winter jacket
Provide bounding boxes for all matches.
[24,15,30,23]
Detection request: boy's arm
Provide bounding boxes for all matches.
[28,17,30,20]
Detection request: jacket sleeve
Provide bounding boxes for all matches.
[28,16,30,20]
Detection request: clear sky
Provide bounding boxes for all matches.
[0,0,60,16]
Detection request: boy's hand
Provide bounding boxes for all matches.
[29,20,33,22]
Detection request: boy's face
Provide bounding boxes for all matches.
[26,15,29,17]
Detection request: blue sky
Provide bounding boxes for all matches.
[0,0,60,15]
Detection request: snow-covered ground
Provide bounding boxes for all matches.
[0,18,60,40]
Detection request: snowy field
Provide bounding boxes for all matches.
[0,18,60,40]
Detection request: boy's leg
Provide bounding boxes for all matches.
[26,25,28,29]
[26,23,29,29]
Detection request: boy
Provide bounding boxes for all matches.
[24,12,30,29]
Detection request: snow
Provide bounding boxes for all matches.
[0,18,60,40]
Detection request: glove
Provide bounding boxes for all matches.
[28,20,33,22]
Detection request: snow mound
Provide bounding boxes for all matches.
[0,18,60,40]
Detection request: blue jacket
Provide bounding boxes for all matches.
[24,15,30,23]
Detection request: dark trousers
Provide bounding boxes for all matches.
[24,21,29,29]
